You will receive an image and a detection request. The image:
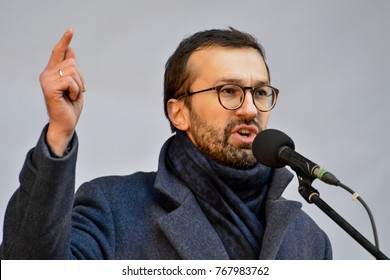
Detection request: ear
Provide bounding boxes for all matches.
[167,99,190,131]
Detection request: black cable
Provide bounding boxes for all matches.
[337,182,380,249]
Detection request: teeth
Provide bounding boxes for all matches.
[238,129,250,136]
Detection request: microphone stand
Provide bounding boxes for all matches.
[297,175,389,260]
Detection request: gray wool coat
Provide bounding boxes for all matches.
[1,126,332,260]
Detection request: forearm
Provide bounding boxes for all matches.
[1,125,78,259]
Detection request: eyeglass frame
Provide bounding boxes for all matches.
[180,83,279,112]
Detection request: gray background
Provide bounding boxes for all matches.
[0,0,389,259]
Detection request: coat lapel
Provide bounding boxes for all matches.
[155,192,229,260]
[259,167,302,259]
[153,140,229,259]
[259,199,302,259]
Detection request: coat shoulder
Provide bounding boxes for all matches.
[75,171,158,207]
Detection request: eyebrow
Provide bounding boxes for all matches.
[213,78,269,87]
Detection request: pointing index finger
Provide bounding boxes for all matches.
[47,28,74,68]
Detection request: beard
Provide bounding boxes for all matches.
[188,110,264,169]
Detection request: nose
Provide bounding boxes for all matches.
[235,91,258,119]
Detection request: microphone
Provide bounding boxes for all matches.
[252,129,340,185]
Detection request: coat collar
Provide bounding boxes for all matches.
[260,168,304,259]
[153,136,229,259]
[153,135,302,260]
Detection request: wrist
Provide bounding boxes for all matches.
[46,124,75,157]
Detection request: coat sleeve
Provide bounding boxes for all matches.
[0,125,78,259]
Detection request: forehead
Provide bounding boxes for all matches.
[186,46,269,85]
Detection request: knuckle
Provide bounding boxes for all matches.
[39,70,49,83]
[65,76,75,83]
[66,77,79,89]
[68,67,77,76]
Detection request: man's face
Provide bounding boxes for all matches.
[184,46,271,169]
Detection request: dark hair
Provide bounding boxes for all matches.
[164,27,270,132]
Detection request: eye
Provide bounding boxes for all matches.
[253,87,268,97]
[219,84,241,96]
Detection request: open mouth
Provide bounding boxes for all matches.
[237,129,251,137]
[231,125,258,145]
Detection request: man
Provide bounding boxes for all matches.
[0,28,332,259]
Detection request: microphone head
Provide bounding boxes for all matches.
[252,129,295,168]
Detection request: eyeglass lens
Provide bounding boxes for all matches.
[217,84,276,111]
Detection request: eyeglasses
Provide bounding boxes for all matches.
[183,84,279,112]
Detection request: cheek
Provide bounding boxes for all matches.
[189,96,229,126]
[201,108,230,130]
[257,112,271,128]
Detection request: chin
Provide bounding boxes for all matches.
[226,151,257,169]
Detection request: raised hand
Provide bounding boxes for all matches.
[39,29,86,156]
